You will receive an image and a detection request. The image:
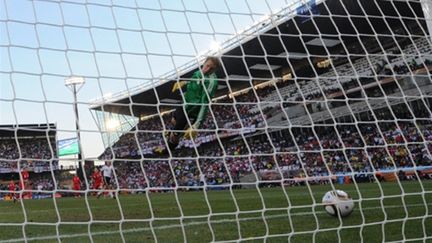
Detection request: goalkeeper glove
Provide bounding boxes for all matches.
[172,81,187,92]
[184,124,198,140]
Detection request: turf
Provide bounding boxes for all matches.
[0,180,431,243]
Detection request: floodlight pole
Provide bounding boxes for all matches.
[65,77,85,179]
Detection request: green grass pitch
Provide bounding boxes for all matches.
[1,180,431,243]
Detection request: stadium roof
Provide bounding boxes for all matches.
[0,123,57,138]
[90,0,428,117]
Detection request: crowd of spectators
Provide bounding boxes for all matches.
[31,177,55,191]
[0,121,430,196]
[107,120,431,190]
[0,138,58,173]
[0,173,56,198]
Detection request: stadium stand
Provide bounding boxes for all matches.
[81,0,432,192]
[100,117,431,190]
[93,33,432,190]
[0,124,58,173]
[0,124,60,198]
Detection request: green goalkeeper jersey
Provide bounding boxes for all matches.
[184,70,218,128]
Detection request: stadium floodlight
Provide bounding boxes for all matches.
[64,76,85,86]
[105,118,120,132]
[64,76,85,178]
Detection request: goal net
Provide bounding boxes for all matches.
[1,0,432,242]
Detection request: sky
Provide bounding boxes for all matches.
[0,0,301,160]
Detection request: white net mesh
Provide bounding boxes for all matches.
[1,0,432,242]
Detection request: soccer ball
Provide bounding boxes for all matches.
[322,190,354,217]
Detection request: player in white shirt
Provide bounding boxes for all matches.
[101,161,115,198]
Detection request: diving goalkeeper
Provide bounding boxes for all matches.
[157,56,220,153]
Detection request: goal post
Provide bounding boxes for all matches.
[1,0,432,242]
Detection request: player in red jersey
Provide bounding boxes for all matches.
[72,174,82,198]
[91,167,103,198]
[20,169,30,198]
[8,180,17,203]
[20,169,29,189]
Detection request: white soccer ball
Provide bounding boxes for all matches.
[322,190,354,217]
